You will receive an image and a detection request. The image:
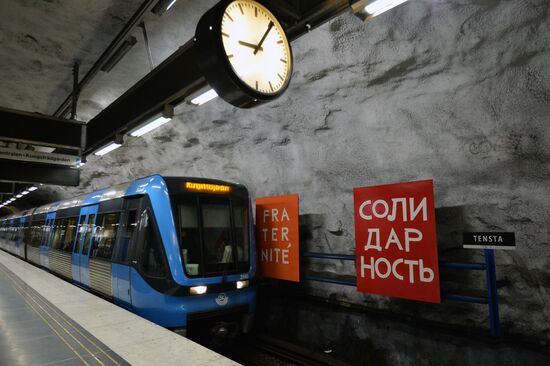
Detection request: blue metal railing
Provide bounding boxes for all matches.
[301,249,501,337]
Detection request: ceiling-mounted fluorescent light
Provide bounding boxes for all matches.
[94,142,122,156]
[16,194,23,198]
[166,0,177,10]
[366,0,409,16]
[152,0,177,16]
[191,89,218,106]
[28,186,38,192]
[130,116,172,137]
[21,191,29,195]
[351,0,410,20]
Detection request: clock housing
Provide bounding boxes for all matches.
[195,0,293,108]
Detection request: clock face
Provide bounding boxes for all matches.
[221,0,292,96]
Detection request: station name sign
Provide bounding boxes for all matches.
[463,232,516,250]
[0,147,80,167]
[353,180,440,303]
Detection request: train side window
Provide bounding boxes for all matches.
[74,216,87,253]
[138,211,166,278]
[90,213,121,260]
[29,221,45,247]
[120,210,138,263]
[51,218,67,250]
[81,214,96,256]
[24,221,32,244]
[61,217,78,252]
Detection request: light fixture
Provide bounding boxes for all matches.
[236,280,249,289]
[166,0,177,10]
[21,191,29,195]
[191,89,218,105]
[130,105,174,137]
[16,194,23,198]
[351,0,410,20]
[189,285,207,295]
[152,0,177,16]
[28,186,38,192]
[94,142,122,156]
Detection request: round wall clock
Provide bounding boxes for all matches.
[195,0,293,108]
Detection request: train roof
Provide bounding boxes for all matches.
[0,175,245,221]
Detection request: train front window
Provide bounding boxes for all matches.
[175,194,251,278]
[201,199,235,275]
[178,203,201,276]
[233,204,250,270]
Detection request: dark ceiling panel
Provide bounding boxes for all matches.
[84,42,205,155]
[0,159,80,186]
[0,182,15,194]
[0,107,84,150]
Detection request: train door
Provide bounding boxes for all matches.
[15,217,26,258]
[113,197,141,309]
[40,213,56,268]
[72,205,98,286]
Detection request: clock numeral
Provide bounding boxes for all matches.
[238,4,244,14]
[255,81,259,90]
[228,54,234,58]
[277,73,284,81]
[280,58,287,64]
[222,32,230,38]
[277,40,283,44]
[225,12,234,21]
[269,81,274,92]
[255,7,258,17]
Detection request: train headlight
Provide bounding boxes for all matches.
[190,286,207,295]
[236,280,249,289]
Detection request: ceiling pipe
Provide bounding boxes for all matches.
[52,0,159,118]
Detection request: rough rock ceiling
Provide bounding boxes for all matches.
[0,0,549,343]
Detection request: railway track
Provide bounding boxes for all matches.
[212,334,353,366]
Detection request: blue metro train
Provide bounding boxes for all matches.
[0,175,256,336]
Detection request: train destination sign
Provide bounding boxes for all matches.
[353,180,441,303]
[463,232,516,250]
[256,194,300,282]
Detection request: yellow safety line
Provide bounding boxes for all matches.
[0,266,105,366]
[6,278,92,366]
[4,268,123,366]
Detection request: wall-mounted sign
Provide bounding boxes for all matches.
[0,147,80,167]
[354,180,441,303]
[256,194,299,282]
[463,232,516,250]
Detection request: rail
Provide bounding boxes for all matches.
[301,249,501,337]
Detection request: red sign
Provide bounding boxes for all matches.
[256,194,300,282]
[353,180,440,303]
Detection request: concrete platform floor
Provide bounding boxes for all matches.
[0,262,128,366]
[0,250,239,366]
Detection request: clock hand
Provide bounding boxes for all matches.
[254,21,274,55]
[238,40,263,51]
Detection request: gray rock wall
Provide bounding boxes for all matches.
[31,0,550,343]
